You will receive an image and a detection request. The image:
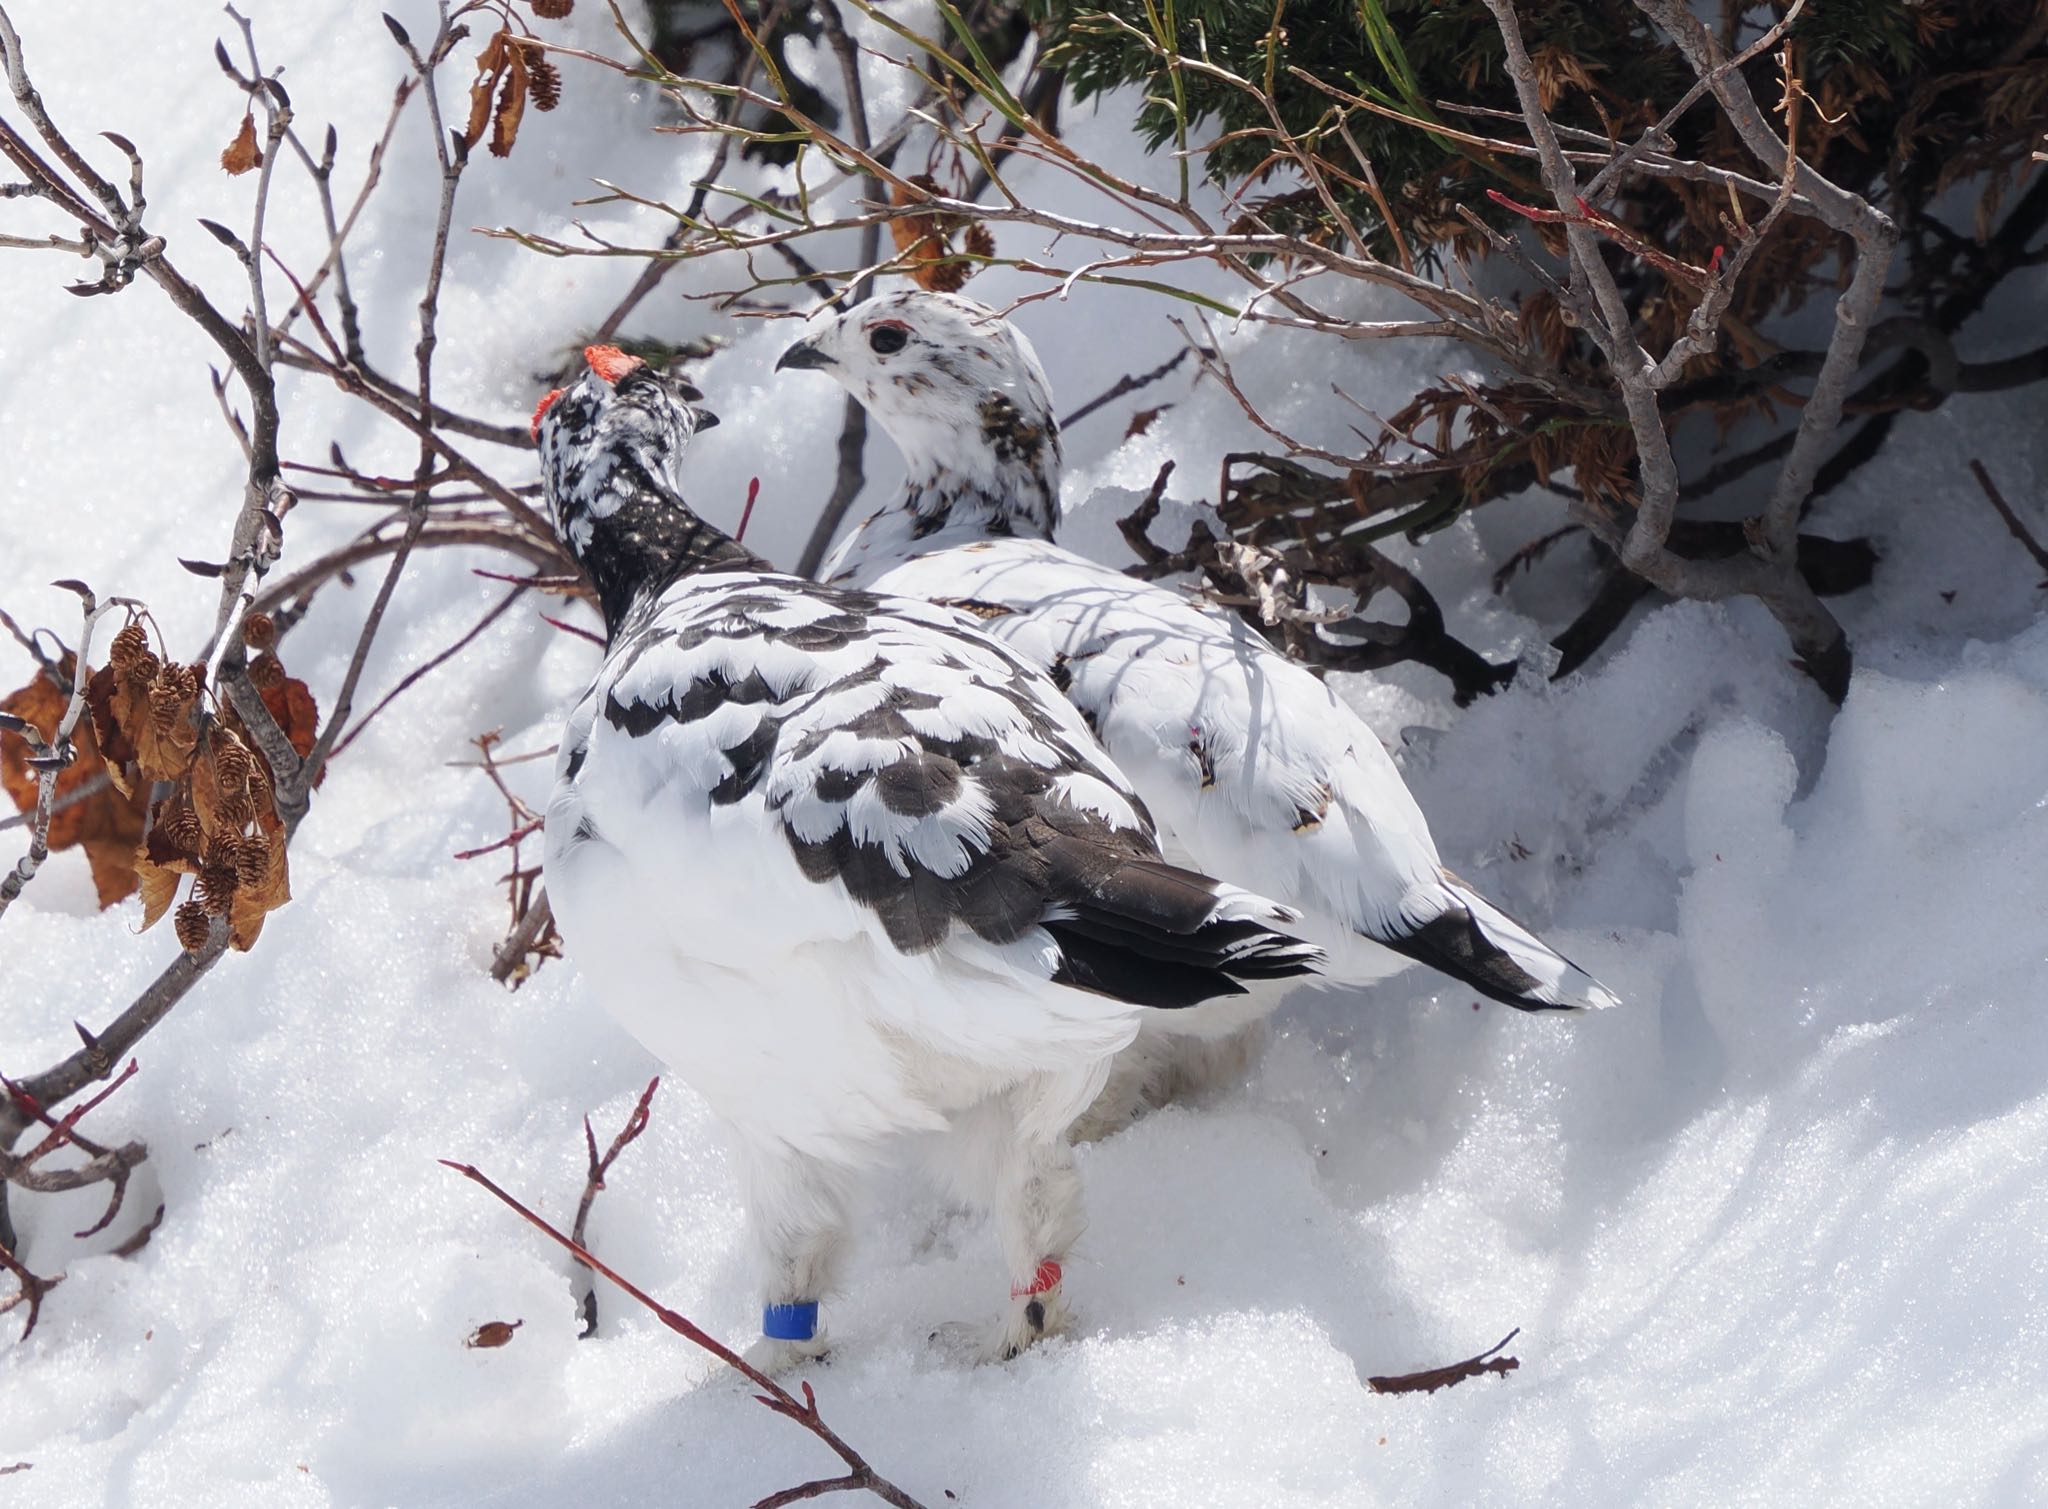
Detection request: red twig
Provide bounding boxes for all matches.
[470,565,586,592]
[0,1242,59,1340]
[737,476,761,544]
[540,613,606,646]
[261,244,344,365]
[1367,1328,1522,1395]
[441,1159,929,1509]
[571,1075,660,1337]
[1486,188,1714,287]
[4,1058,137,1165]
[452,819,543,861]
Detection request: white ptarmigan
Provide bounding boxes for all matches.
[778,292,1620,1133]
[534,345,1320,1370]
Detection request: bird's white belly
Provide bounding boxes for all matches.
[548,821,1130,1158]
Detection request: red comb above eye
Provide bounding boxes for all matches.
[584,344,645,384]
[530,387,566,443]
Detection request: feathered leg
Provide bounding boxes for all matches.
[737,1142,858,1375]
[925,1087,1087,1362]
[985,1127,1082,1359]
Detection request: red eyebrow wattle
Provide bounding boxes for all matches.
[530,387,565,442]
[585,344,645,384]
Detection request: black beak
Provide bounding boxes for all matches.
[776,336,835,373]
[690,407,720,432]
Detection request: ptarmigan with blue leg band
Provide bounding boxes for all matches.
[778,292,1620,1137]
[534,345,1322,1372]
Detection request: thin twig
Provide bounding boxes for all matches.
[443,1159,930,1509]
[571,1076,661,1338]
[327,584,528,758]
[1969,459,2048,580]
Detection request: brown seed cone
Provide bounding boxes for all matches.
[197,862,238,915]
[922,257,971,294]
[109,622,150,673]
[964,222,995,259]
[249,652,287,692]
[126,646,163,689]
[528,54,562,111]
[148,682,186,732]
[162,803,204,854]
[213,732,254,788]
[174,899,211,952]
[235,831,271,890]
[243,611,277,652]
[530,0,573,17]
[217,791,255,830]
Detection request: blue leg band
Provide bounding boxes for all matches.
[762,1302,819,1341]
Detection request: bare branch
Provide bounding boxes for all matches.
[443,1158,930,1509]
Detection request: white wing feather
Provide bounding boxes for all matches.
[859,538,1618,1010]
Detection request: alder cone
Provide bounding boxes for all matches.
[212,729,254,787]
[197,862,238,916]
[227,824,291,951]
[529,0,573,17]
[174,900,211,953]
[242,612,276,652]
[109,623,150,673]
[234,831,271,890]
[527,54,563,112]
[159,800,203,854]
[248,651,285,691]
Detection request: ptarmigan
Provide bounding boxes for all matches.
[778,292,1619,1135]
[534,345,1321,1370]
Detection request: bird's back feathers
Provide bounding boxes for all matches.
[853,536,1617,1011]
[551,570,1318,1021]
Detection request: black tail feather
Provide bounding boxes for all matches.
[1377,905,1575,1013]
[1045,853,1321,1009]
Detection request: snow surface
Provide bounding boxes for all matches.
[4,3,2048,1505]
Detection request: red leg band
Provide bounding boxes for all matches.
[1011,1259,1062,1300]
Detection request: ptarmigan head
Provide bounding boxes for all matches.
[534,345,744,636]
[533,345,718,559]
[777,290,1062,537]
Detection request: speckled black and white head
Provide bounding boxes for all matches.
[777,291,1062,552]
[534,346,759,636]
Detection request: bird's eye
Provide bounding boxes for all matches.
[868,324,909,355]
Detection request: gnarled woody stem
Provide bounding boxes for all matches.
[1476,0,1884,703]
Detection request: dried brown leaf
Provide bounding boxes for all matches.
[2,660,146,907]
[463,31,509,153]
[85,663,142,790]
[465,1319,523,1348]
[259,675,320,762]
[491,41,529,158]
[1124,405,1169,440]
[134,859,184,932]
[221,113,261,176]
[890,174,973,291]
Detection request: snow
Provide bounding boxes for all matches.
[5,2,2048,1504]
